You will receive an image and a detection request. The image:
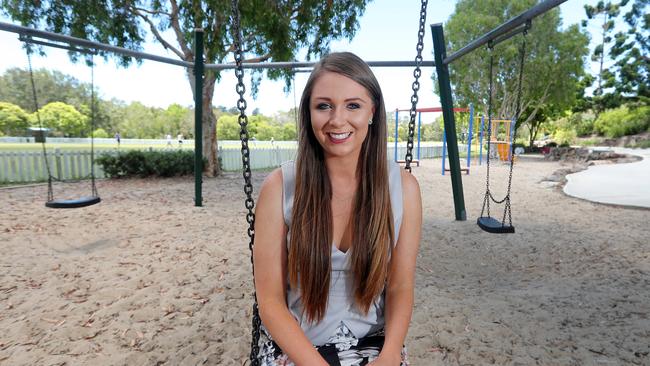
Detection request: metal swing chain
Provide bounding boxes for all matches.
[479,44,495,219]
[502,25,528,227]
[27,42,99,195]
[405,0,428,173]
[229,0,260,364]
[26,46,54,201]
[90,54,98,197]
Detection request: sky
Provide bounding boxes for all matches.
[0,0,600,122]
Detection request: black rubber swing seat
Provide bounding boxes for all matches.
[45,196,101,209]
[477,216,515,234]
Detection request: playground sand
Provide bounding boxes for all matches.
[1,156,648,365]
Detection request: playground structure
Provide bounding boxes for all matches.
[441,107,518,175]
[394,104,517,176]
[393,106,469,167]
[486,117,517,162]
[441,104,477,175]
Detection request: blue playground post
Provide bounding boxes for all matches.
[417,112,422,161]
[508,117,516,161]
[466,104,474,169]
[442,105,473,175]
[441,127,447,175]
[394,109,398,162]
[479,115,485,165]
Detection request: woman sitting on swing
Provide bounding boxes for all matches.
[253,52,422,365]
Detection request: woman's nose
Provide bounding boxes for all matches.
[329,107,346,127]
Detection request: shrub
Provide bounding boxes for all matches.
[96,149,199,178]
[572,112,596,136]
[630,140,650,149]
[0,102,30,136]
[553,128,576,146]
[92,128,109,138]
[594,106,650,138]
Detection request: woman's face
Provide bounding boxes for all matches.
[309,71,375,160]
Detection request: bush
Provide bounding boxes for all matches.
[594,106,650,138]
[572,112,596,136]
[92,128,109,138]
[96,149,199,178]
[0,102,30,136]
[553,128,576,146]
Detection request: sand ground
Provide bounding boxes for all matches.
[1,156,648,365]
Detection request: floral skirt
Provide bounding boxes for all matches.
[256,322,409,366]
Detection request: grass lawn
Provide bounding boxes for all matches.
[0,140,289,152]
[0,142,162,152]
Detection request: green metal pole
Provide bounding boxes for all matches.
[431,23,467,221]
[194,29,204,207]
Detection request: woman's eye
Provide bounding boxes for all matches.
[315,103,331,110]
[347,103,361,110]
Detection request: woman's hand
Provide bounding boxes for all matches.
[368,351,402,366]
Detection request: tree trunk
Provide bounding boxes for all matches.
[202,74,219,177]
[187,68,220,177]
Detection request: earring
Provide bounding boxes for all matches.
[368,118,373,125]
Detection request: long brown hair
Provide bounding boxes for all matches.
[288,52,393,322]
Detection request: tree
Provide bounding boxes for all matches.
[278,123,297,141]
[216,114,240,140]
[119,102,160,138]
[1,1,370,176]
[0,102,31,136]
[0,67,93,113]
[36,102,89,137]
[583,0,649,110]
[438,0,590,146]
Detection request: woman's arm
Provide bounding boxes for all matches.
[373,170,422,365]
[253,169,328,366]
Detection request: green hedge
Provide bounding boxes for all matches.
[594,106,650,138]
[96,149,200,178]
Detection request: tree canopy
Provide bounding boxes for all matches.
[438,0,590,146]
[0,102,30,136]
[37,102,89,137]
[583,0,649,111]
[1,0,370,175]
[0,67,92,113]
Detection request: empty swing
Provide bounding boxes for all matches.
[477,24,528,234]
[24,41,101,209]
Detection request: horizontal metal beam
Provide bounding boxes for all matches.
[19,35,98,55]
[205,60,435,71]
[2,21,435,72]
[395,107,469,113]
[442,0,567,65]
[0,21,193,68]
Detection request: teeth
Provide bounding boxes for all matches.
[329,132,351,140]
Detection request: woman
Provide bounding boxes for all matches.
[253,52,422,365]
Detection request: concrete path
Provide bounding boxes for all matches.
[564,147,650,209]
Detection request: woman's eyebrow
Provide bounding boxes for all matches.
[311,96,367,103]
[344,97,367,103]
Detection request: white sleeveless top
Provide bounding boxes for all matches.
[280,160,403,346]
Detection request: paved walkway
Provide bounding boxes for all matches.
[564,148,650,209]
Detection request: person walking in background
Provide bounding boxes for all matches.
[177,133,184,148]
[166,133,173,148]
[114,131,121,148]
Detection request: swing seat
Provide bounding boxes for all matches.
[46,196,101,209]
[477,216,515,234]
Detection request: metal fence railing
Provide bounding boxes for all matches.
[0,144,450,184]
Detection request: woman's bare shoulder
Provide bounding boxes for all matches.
[261,167,283,192]
[399,169,421,200]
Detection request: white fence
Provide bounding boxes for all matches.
[0,145,450,184]
[0,149,109,184]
